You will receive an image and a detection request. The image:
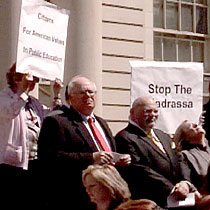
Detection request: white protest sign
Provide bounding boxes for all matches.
[16,0,70,81]
[130,61,203,134]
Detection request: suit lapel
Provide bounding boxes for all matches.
[153,129,174,160]
[127,124,169,159]
[74,121,99,152]
[67,107,99,152]
[142,135,169,159]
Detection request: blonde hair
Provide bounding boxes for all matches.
[82,164,131,201]
[173,120,189,150]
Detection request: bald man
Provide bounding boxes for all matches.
[115,97,195,208]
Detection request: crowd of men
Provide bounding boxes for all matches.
[0,64,210,210]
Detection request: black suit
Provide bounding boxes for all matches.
[115,123,191,207]
[37,105,116,209]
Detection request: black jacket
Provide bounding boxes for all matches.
[38,105,116,209]
[115,123,191,207]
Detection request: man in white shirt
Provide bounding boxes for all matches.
[115,97,197,208]
[38,76,131,210]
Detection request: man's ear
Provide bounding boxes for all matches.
[130,108,134,120]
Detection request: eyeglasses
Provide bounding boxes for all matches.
[75,90,97,96]
[143,109,159,115]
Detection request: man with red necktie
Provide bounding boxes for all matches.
[38,76,131,210]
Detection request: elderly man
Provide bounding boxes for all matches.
[115,97,196,208]
[38,76,131,209]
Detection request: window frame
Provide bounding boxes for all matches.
[158,0,209,34]
[154,33,205,62]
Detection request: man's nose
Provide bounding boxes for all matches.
[85,92,92,97]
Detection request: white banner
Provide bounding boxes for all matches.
[130,61,203,134]
[16,0,70,81]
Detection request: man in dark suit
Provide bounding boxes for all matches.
[38,76,131,209]
[115,97,195,208]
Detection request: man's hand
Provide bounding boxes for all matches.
[93,151,113,165]
[172,182,190,200]
[115,154,131,166]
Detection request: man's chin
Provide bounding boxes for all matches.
[147,122,156,128]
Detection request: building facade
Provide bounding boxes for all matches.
[0,0,209,134]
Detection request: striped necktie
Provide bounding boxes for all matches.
[147,132,166,154]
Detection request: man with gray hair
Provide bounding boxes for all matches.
[38,76,131,209]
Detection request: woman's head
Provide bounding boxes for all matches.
[173,120,205,149]
[82,164,131,208]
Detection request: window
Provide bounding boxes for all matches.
[154,0,208,34]
[154,34,204,62]
[153,0,209,100]
[153,0,208,65]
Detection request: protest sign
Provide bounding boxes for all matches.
[130,61,203,134]
[16,0,69,81]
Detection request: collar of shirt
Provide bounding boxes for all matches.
[129,119,153,135]
[129,120,160,143]
[79,113,94,122]
[81,113,110,151]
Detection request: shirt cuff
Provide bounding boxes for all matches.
[19,92,28,102]
[180,180,197,192]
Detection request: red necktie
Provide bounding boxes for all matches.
[88,117,112,152]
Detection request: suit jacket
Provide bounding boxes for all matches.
[115,123,191,207]
[37,105,116,209]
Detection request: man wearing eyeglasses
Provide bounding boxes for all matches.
[115,97,198,209]
[38,76,131,210]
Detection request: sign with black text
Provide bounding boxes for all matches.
[130,61,203,134]
[16,0,70,81]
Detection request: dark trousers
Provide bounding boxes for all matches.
[0,161,41,210]
[0,164,27,208]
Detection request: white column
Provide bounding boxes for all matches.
[144,0,154,61]
[51,0,103,115]
[0,0,21,90]
[0,0,39,97]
